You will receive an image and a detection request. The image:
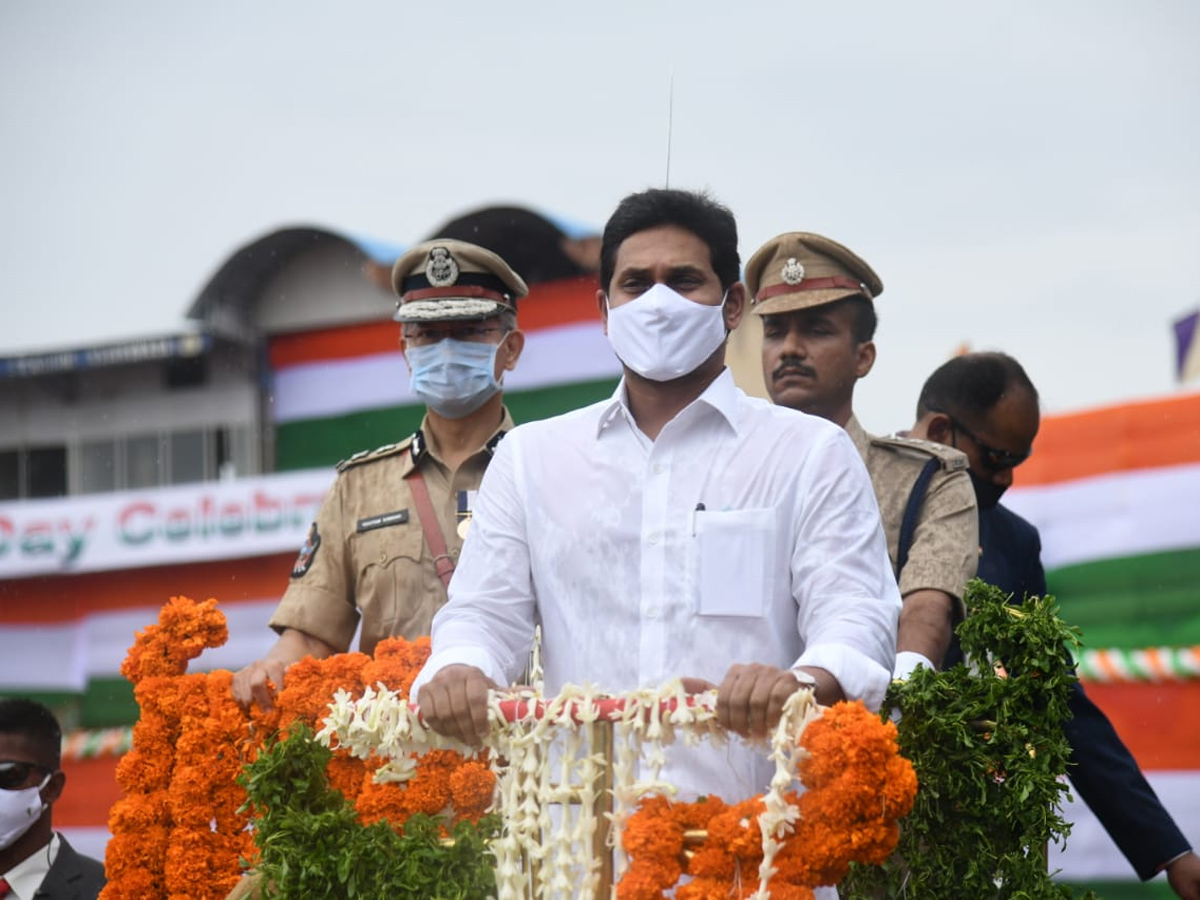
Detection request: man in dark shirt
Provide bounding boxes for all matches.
[909,351,1199,898]
[0,699,106,900]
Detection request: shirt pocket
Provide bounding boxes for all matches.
[352,521,424,577]
[350,524,427,635]
[694,507,777,617]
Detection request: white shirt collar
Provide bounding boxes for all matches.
[595,368,741,440]
[2,832,59,900]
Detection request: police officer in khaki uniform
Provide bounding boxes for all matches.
[232,239,528,711]
[745,232,977,677]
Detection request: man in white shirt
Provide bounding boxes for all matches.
[414,188,900,801]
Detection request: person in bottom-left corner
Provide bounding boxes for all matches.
[0,699,105,900]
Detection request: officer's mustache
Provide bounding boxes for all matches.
[772,357,817,381]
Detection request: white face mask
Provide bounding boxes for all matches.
[0,771,50,849]
[605,283,729,381]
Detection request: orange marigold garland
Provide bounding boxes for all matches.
[103,599,495,900]
[616,701,916,898]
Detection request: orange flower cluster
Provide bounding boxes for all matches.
[101,597,496,900]
[105,598,249,900]
[617,701,917,899]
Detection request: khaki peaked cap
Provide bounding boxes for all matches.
[744,232,883,317]
[391,239,529,323]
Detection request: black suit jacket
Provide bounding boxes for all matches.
[33,835,106,900]
[976,502,1190,881]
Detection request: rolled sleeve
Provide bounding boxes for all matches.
[796,643,893,712]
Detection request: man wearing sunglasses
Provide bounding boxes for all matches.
[233,240,527,712]
[0,699,105,899]
[910,352,1200,899]
[747,231,978,681]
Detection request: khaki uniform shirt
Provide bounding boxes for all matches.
[845,415,978,618]
[270,410,514,655]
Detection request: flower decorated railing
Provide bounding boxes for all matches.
[319,682,915,898]
[100,596,916,900]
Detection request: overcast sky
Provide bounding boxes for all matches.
[3,1,1198,432]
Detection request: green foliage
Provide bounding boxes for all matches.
[842,580,1099,900]
[238,723,499,899]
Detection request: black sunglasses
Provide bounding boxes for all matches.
[0,760,52,791]
[942,414,1031,470]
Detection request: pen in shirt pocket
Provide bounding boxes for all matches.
[691,502,705,536]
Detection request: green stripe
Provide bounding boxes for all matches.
[1059,880,1173,898]
[1047,546,1200,652]
[0,680,134,729]
[274,378,620,471]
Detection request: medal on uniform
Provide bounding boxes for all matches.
[456,489,476,539]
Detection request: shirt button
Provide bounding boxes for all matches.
[379,551,387,562]
[646,607,659,619]
[648,533,659,545]
[652,464,664,475]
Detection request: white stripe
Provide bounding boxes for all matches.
[273,351,413,423]
[1049,770,1200,880]
[58,827,111,865]
[0,601,282,691]
[272,322,621,424]
[505,322,622,394]
[0,624,87,691]
[1005,462,1200,570]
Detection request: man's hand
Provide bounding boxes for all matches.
[416,664,499,747]
[232,628,336,713]
[714,663,806,740]
[232,658,288,713]
[1167,850,1200,900]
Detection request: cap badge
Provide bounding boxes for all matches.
[425,247,460,287]
[781,257,805,286]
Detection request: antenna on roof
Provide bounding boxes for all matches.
[665,68,675,188]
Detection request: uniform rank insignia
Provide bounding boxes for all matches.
[456,490,477,539]
[781,257,805,285]
[425,246,459,286]
[356,509,410,532]
[291,523,321,578]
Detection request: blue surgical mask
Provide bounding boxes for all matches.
[406,336,505,419]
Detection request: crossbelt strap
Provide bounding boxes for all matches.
[897,457,941,577]
[406,460,455,589]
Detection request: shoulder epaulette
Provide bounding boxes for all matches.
[485,429,508,457]
[870,434,968,472]
[335,435,414,473]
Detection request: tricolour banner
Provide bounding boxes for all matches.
[0,469,330,578]
[1005,389,1200,888]
[268,276,622,471]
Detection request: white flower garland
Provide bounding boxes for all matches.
[317,679,819,900]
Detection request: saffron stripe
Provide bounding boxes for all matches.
[1014,389,1200,487]
[268,276,601,369]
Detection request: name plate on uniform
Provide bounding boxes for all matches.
[356,509,410,533]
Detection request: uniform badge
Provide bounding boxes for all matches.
[456,489,476,539]
[356,509,409,533]
[425,247,459,287]
[291,523,321,578]
[781,257,805,285]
